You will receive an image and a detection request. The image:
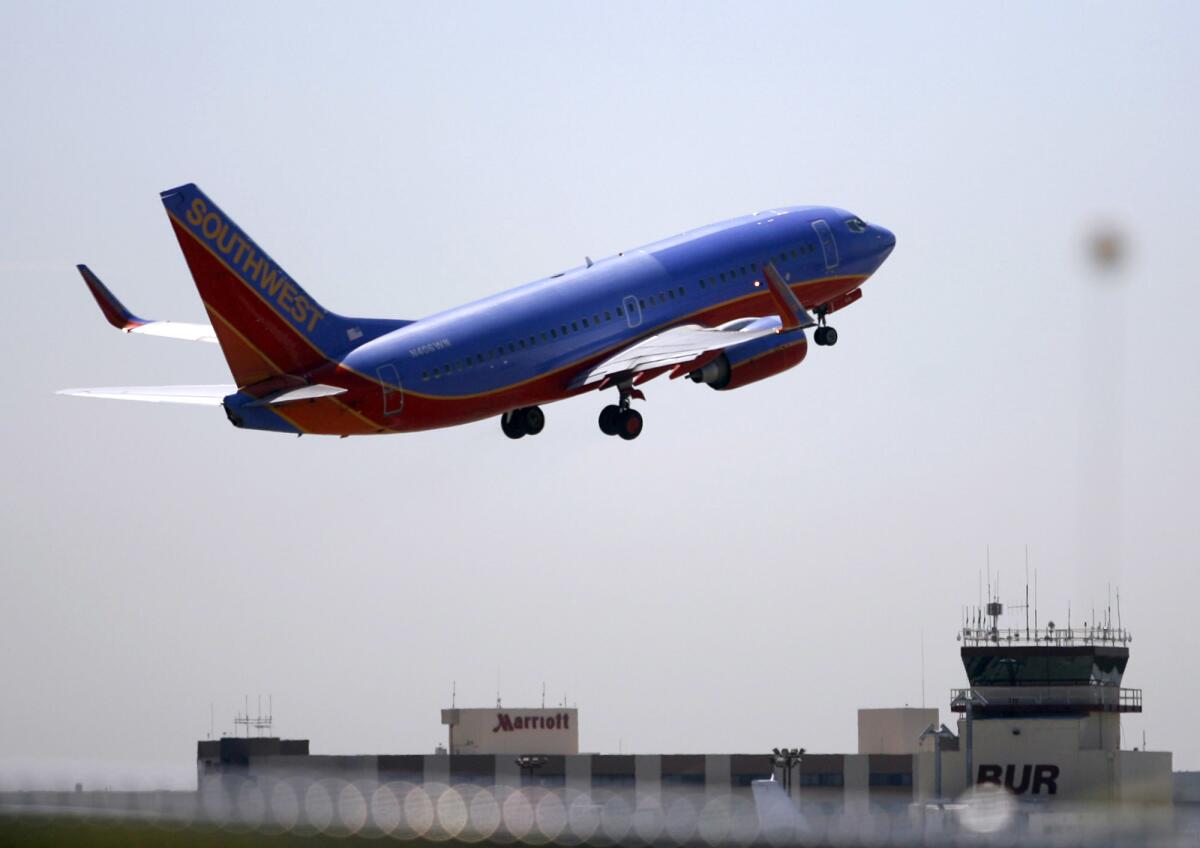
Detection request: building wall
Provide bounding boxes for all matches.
[442,708,578,755]
[858,708,938,755]
[918,717,1172,804]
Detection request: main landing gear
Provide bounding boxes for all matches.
[501,406,545,439]
[813,307,838,347]
[598,379,644,441]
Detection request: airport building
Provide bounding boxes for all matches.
[197,597,1174,812]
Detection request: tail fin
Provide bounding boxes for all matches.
[160,183,407,387]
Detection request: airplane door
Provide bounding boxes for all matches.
[812,220,840,271]
[376,363,404,416]
[623,295,643,329]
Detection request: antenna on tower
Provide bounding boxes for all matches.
[542,682,546,709]
[452,681,456,709]
[1117,587,1123,634]
[920,628,926,708]
[1024,546,1030,639]
[986,546,991,604]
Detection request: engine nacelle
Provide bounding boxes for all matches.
[690,330,808,391]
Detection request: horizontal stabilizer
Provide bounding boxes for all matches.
[252,384,348,406]
[56,385,233,405]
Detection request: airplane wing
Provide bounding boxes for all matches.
[56,385,233,405]
[569,318,785,389]
[570,261,816,390]
[78,264,217,343]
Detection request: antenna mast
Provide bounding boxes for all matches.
[1025,546,1030,640]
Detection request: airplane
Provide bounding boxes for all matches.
[61,184,895,440]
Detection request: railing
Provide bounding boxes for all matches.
[959,625,1131,647]
[949,685,1142,713]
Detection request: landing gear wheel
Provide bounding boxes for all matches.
[501,412,525,439]
[521,406,545,436]
[598,405,621,436]
[814,325,838,346]
[617,408,643,441]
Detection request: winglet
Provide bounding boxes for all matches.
[762,263,816,331]
[77,264,146,330]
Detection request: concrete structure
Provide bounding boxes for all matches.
[195,594,1175,814]
[858,708,938,755]
[906,601,1172,806]
[441,707,579,755]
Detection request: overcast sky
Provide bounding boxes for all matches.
[2,1,1198,789]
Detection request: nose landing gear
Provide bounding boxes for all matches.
[501,405,545,439]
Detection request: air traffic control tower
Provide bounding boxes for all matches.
[914,594,1172,805]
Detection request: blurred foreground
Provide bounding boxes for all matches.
[2,778,1196,847]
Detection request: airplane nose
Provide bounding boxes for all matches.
[874,225,896,251]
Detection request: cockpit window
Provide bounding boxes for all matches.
[846,217,867,233]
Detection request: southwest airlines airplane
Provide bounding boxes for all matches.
[62,184,895,440]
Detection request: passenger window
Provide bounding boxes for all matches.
[699,279,706,289]
[790,249,797,260]
[779,253,787,262]
[551,328,557,338]
[571,321,579,331]
[751,262,757,271]
[561,325,568,335]
[604,311,612,321]
[593,314,600,324]
[616,306,624,317]
[740,266,746,275]
[668,289,675,300]
[709,276,716,286]
[541,332,548,342]
[422,370,428,381]
[659,291,666,301]
[582,318,589,328]
[720,273,726,283]
[639,298,646,309]
[508,343,515,353]
[529,336,536,346]
[678,286,685,296]
[519,340,525,349]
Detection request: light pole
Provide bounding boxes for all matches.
[918,723,957,803]
[770,748,805,800]
[950,689,989,791]
[515,755,548,785]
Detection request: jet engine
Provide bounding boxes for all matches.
[690,329,808,391]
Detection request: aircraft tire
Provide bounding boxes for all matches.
[617,409,643,441]
[522,406,545,436]
[598,405,621,436]
[823,326,838,346]
[501,412,526,439]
